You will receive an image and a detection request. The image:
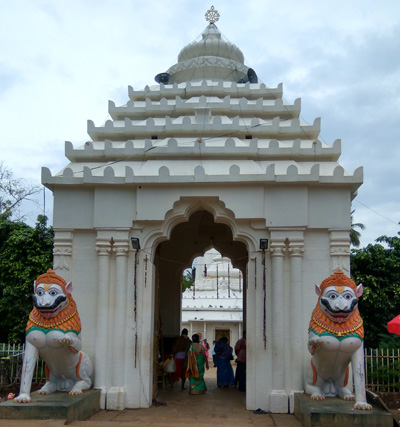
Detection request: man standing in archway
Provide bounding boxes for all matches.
[171,328,191,390]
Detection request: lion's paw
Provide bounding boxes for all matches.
[308,336,322,345]
[57,337,72,345]
[14,394,31,403]
[310,393,325,401]
[344,395,356,401]
[37,390,49,395]
[69,390,83,396]
[354,401,372,411]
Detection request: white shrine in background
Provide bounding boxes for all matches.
[182,249,244,344]
[42,8,362,414]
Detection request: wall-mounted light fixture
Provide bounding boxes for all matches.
[131,237,140,251]
[259,239,269,251]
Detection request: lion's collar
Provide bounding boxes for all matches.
[310,304,364,338]
[27,299,81,333]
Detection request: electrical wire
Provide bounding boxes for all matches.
[354,199,399,226]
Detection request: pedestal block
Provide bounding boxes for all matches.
[294,393,393,427]
[0,389,100,424]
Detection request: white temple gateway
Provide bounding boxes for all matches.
[42,7,362,413]
[182,249,244,344]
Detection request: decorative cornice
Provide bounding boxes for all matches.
[64,138,340,163]
[127,82,283,101]
[42,164,363,191]
[86,116,321,141]
[108,97,301,121]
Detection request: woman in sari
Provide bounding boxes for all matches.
[186,334,209,394]
[214,336,235,387]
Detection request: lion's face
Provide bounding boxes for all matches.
[33,283,69,319]
[319,285,359,324]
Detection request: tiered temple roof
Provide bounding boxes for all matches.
[42,22,362,194]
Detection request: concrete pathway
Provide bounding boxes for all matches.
[0,367,302,426]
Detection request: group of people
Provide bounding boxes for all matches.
[169,328,246,395]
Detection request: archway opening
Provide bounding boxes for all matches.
[181,248,244,349]
[153,209,248,396]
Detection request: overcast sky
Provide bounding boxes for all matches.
[1,0,399,248]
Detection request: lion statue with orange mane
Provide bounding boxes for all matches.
[305,269,372,411]
[15,269,93,403]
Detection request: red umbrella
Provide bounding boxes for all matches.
[387,315,400,335]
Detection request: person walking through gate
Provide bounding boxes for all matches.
[202,338,210,361]
[171,328,191,389]
[186,334,209,394]
[234,331,246,392]
[214,336,235,387]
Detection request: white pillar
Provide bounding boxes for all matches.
[270,242,288,413]
[138,252,155,407]
[246,256,257,410]
[288,242,304,411]
[107,242,129,410]
[123,249,139,407]
[94,239,112,408]
[124,250,154,408]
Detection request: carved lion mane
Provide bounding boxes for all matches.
[309,270,364,339]
[26,269,81,333]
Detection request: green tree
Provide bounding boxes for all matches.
[351,229,400,348]
[0,162,41,221]
[182,268,194,293]
[0,215,53,342]
[350,209,365,247]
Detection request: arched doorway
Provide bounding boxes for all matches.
[153,210,248,396]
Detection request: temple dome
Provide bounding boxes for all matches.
[178,23,244,63]
[166,23,249,84]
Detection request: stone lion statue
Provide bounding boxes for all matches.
[305,269,372,411]
[15,269,93,403]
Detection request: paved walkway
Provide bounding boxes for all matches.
[0,367,302,426]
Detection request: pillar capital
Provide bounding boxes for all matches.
[96,245,113,256]
[288,246,304,257]
[114,243,130,257]
[270,244,286,257]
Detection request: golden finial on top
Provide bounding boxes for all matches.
[205,6,220,24]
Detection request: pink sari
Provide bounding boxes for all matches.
[202,342,209,360]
